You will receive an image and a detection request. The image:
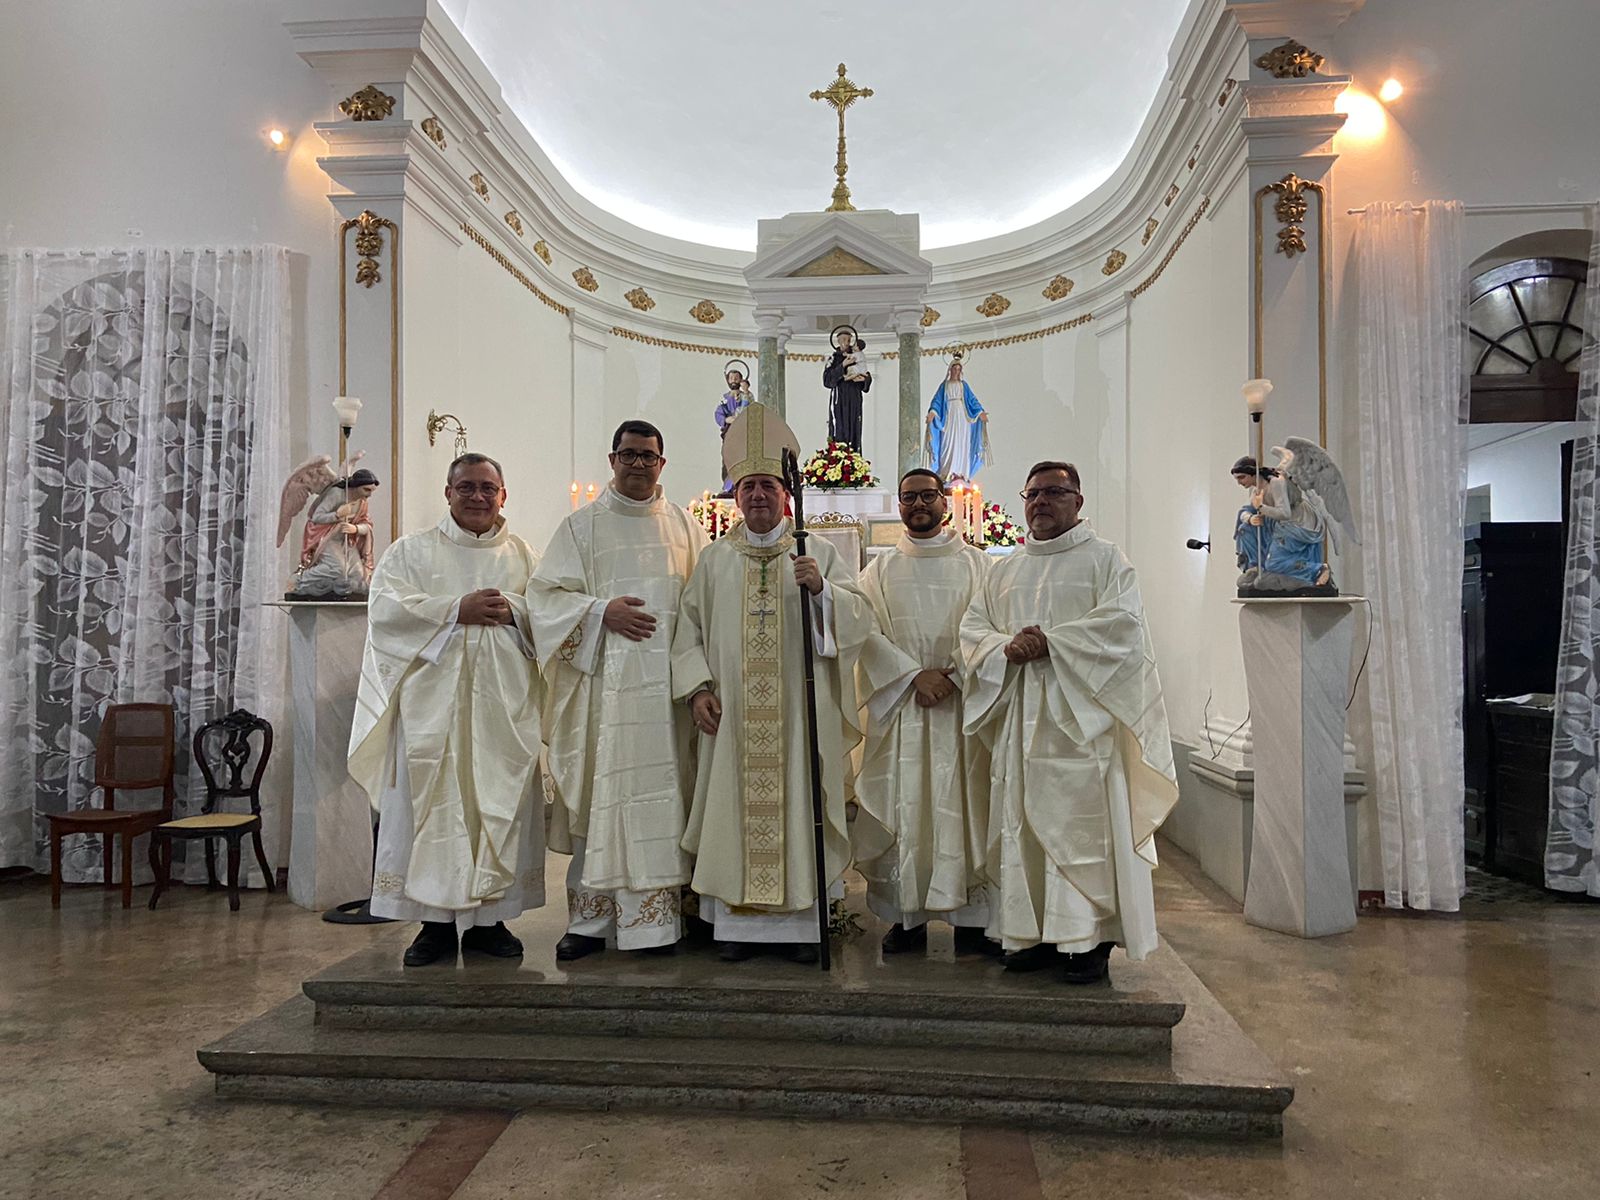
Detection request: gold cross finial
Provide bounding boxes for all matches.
[810,63,874,212]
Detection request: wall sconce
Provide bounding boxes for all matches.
[426,409,469,456]
[331,395,362,470]
[267,128,290,150]
[1186,538,1211,552]
[1378,78,1404,103]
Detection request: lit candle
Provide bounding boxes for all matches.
[585,482,597,503]
[952,485,967,540]
[974,484,984,542]
[570,481,580,511]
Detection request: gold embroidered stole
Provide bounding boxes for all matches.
[733,528,794,906]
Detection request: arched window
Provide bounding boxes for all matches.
[1467,257,1587,421]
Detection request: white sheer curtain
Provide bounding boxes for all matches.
[1355,201,1468,911]
[0,246,289,882]
[1548,209,1600,896]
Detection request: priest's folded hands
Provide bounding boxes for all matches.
[458,587,512,625]
[1002,624,1049,663]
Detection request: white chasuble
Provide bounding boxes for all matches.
[671,519,874,914]
[854,532,993,922]
[348,514,546,918]
[959,522,1177,958]
[529,486,707,897]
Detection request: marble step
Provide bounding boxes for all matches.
[201,996,1292,1140]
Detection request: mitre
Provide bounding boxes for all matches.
[721,401,800,486]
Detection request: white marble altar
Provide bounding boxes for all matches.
[802,486,892,520]
[268,601,374,912]
[1236,597,1362,938]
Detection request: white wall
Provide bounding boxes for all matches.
[1467,423,1581,524]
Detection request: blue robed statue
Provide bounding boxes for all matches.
[924,350,992,483]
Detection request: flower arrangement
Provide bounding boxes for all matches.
[688,492,737,540]
[802,441,878,490]
[980,501,1024,547]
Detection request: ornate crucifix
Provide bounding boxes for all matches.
[749,591,778,633]
[810,63,874,213]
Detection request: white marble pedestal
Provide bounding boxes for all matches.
[802,486,893,520]
[1236,597,1362,938]
[267,601,374,912]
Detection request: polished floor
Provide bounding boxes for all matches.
[1,846,1596,1200]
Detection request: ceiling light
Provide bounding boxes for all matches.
[1378,78,1404,103]
[268,128,288,149]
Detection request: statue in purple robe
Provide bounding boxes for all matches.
[715,359,756,490]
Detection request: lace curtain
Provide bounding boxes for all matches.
[0,247,289,882]
[1547,211,1600,896]
[1355,201,1469,911]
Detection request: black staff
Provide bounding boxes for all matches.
[781,447,832,971]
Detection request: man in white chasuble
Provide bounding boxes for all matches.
[670,406,874,963]
[959,461,1178,984]
[530,421,708,961]
[853,469,1000,958]
[349,453,547,967]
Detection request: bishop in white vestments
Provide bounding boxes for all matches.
[959,461,1177,984]
[670,406,875,963]
[854,469,999,957]
[530,421,708,960]
[348,453,546,967]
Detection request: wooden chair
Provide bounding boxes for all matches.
[149,709,275,912]
[47,702,176,910]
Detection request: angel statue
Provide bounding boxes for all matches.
[1238,437,1360,598]
[277,453,381,600]
[925,346,992,483]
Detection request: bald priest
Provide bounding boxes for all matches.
[348,452,546,967]
[670,406,875,962]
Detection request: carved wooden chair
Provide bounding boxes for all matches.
[47,703,176,909]
[148,709,276,912]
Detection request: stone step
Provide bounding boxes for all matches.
[201,996,1292,1140]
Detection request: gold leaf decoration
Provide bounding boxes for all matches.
[788,247,885,277]
[1142,217,1159,246]
[504,210,524,237]
[350,210,392,288]
[1041,275,1074,302]
[1188,143,1200,170]
[339,84,395,122]
[1217,78,1237,107]
[421,116,446,149]
[624,287,656,312]
[1254,40,1325,79]
[689,299,725,325]
[976,293,1011,319]
[532,240,552,265]
[920,306,940,327]
[573,267,599,293]
[1164,184,1180,207]
[1266,174,1312,257]
[1102,250,1127,276]
[469,173,489,202]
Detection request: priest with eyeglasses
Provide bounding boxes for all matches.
[958,461,1178,984]
[530,421,708,961]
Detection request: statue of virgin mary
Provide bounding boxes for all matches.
[924,348,992,483]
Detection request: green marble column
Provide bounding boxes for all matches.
[898,330,921,481]
[759,335,785,419]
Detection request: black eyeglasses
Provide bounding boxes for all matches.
[450,482,502,498]
[613,450,663,467]
[898,489,944,506]
[1020,486,1080,502]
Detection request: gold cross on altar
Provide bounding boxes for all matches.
[810,63,874,213]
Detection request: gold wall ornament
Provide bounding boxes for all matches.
[1129,196,1210,300]
[611,327,757,356]
[1252,176,1328,443]
[338,209,400,534]
[421,116,447,148]
[788,247,885,277]
[624,287,656,312]
[1041,275,1075,302]
[459,222,569,315]
[1102,250,1128,276]
[1188,142,1201,170]
[689,299,726,325]
[504,210,524,237]
[469,173,489,202]
[532,239,552,265]
[1255,40,1325,78]
[976,293,1011,318]
[1142,217,1160,246]
[1164,184,1180,207]
[572,266,599,293]
[809,63,874,213]
[920,306,940,327]
[425,409,469,456]
[339,84,396,122]
[1217,78,1237,107]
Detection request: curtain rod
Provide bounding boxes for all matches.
[1346,201,1594,216]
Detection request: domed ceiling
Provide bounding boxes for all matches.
[437,0,1194,251]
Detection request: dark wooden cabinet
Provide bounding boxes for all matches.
[1461,522,1563,882]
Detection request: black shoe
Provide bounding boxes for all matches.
[634,942,678,956]
[881,923,928,955]
[1061,941,1114,985]
[717,940,761,962]
[461,922,523,958]
[402,921,458,967]
[1001,942,1057,973]
[783,942,820,964]
[555,931,606,962]
[954,926,1003,958]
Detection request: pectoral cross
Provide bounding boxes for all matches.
[810,63,874,213]
[749,591,778,633]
